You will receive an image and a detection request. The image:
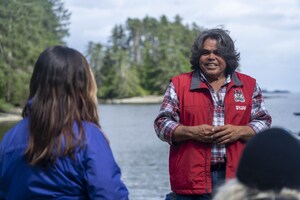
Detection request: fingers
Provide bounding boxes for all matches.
[212,125,227,133]
[196,125,240,145]
[196,124,215,143]
[215,131,239,145]
[212,125,235,144]
[216,135,232,145]
[195,124,238,144]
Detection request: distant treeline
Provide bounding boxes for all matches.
[86,16,203,99]
[0,0,70,110]
[0,0,204,111]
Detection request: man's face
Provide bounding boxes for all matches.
[199,38,227,82]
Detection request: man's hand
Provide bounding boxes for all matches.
[173,124,215,143]
[212,125,255,145]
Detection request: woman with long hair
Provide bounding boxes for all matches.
[0,46,129,199]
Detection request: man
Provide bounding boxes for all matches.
[154,28,272,200]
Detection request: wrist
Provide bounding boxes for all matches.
[173,125,193,142]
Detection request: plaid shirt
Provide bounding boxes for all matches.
[154,72,272,165]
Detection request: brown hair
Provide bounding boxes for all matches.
[22,46,100,166]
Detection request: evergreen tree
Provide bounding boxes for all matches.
[85,15,203,98]
[86,42,103,89]
[0,0,70,107]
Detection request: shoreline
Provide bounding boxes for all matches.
[0,96,163,123]
[0,113,22,123]
[100,95,163,104]
[0,107,22,123]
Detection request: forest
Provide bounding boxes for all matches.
[0,0,203,111]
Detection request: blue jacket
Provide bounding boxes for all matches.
[0,118,129,200]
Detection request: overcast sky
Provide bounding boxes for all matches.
[63,0,299,93]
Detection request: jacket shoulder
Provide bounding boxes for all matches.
[0,118,29,148]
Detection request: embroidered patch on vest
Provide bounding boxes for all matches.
[234,89,245,102]
[236,105,246,110]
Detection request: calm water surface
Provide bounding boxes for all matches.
[99,93,300,200]
[1,93,300,200]
[99,104,170,200]
[264,93,300,133]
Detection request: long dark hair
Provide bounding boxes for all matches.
[190,28,240,75]
[22,46,100,166]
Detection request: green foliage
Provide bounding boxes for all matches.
[0,0,69,106]
[87,15,203,99]
[0,98,13,112]
[10,70,31,106]
[0,4,203,103]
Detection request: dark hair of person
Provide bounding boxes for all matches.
[22,46,100,167]
[190,28,240,75]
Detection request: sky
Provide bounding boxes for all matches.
[63,0,300,93]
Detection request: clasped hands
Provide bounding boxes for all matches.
[192,124,242,145]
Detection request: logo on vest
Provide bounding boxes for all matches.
[236,105,246,110]
[234,89,245,102]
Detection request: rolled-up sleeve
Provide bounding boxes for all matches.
[154,82,181,145]
[248,83,272,133]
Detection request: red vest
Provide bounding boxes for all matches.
[170,71,256,194]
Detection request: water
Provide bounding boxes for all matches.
[99,104,170,200]
[99,93,300,200]
[264,93,300,134]
[1,93,300,200]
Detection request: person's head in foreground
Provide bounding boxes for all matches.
[213,127,300,200]
[22,45,100,166]
[0,46,129,199]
